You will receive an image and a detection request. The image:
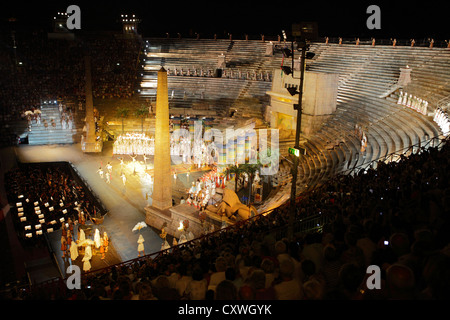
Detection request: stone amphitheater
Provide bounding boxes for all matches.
[138,37,450,203]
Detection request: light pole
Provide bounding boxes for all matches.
[288,39,307,240]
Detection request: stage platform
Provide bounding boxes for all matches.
[8,141,205,281]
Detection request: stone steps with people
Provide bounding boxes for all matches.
[27,103,82,145]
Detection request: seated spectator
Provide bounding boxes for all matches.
[175,263,192,297]
[337,263,366,300]
[301,233,324,272]
[260,258,277,288]
[341,231,366,268]
[273,257,303,300]
[151,275,180,300]
[132,282,157,300]
[185,267,208,300]
[215,280,237,300]
[320,244,342,292]
[421,252,450,300]
[248,269,276,300]
[208,257,227,292]
[303,278,325,300]
[385,263,416,299]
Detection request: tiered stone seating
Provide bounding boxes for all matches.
[291,43,445,192]
[141,38,276,121]
[140,39,447,199]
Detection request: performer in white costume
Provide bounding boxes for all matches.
[70,241,78,261]
[97,167,104,179]
[94,228,101,249]
[83,245,92,272]
[137,234,145,257]
[82,255,91,272]
[78,228,86,242]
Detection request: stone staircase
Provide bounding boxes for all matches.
[27,103,83,145]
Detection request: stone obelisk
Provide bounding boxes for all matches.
[83,55,101,152]
[150,67,172,210]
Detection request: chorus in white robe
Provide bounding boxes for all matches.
[79,228,86,242]
[70,241,78,261]
[94,228,101,249]
[402,92,408,105]
[82,255,91,272]
[137,234,145,253]
[84,245,92,260]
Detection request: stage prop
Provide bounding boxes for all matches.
[145,187,258,240]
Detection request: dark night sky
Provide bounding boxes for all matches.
[1,1,448,39]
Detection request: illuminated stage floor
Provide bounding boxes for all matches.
[12,141,205,279]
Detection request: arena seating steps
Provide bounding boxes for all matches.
[272,43,445,195]
[138,39,446,200]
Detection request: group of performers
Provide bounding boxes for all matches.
[433,107,450,136]
[397,90,429,115]
[158,222,196,252]
[113,132,155,155]
[60,221,109,272]
[112,132,218,168]
[183,167,225,210]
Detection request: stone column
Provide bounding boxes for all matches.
[151,67,173,210]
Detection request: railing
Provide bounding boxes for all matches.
[145,35,450,48]
[318,37,450,48]
[26,195,328,293]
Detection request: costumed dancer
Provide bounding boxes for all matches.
[94,228,101,249]
[99,232,109,260]
[61,235,67,258]
[70,239,78,261]
[68,217,74,235]
[103,232,109,253]
[82,245,92,271]
[137,234,145,257]
[106,161,112,174]
[82,255,91,272]
[97,167,104,179]
[160,224,170,250]
[78,228,86,242]
[83,244,92,272]
[100,237,106,260]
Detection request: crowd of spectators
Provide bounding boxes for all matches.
[88,36,140,99]
[10,138,449,300]
[0,30,141,122]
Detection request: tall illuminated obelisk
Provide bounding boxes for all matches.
[151,67,172,210]
[82,55,102,152]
